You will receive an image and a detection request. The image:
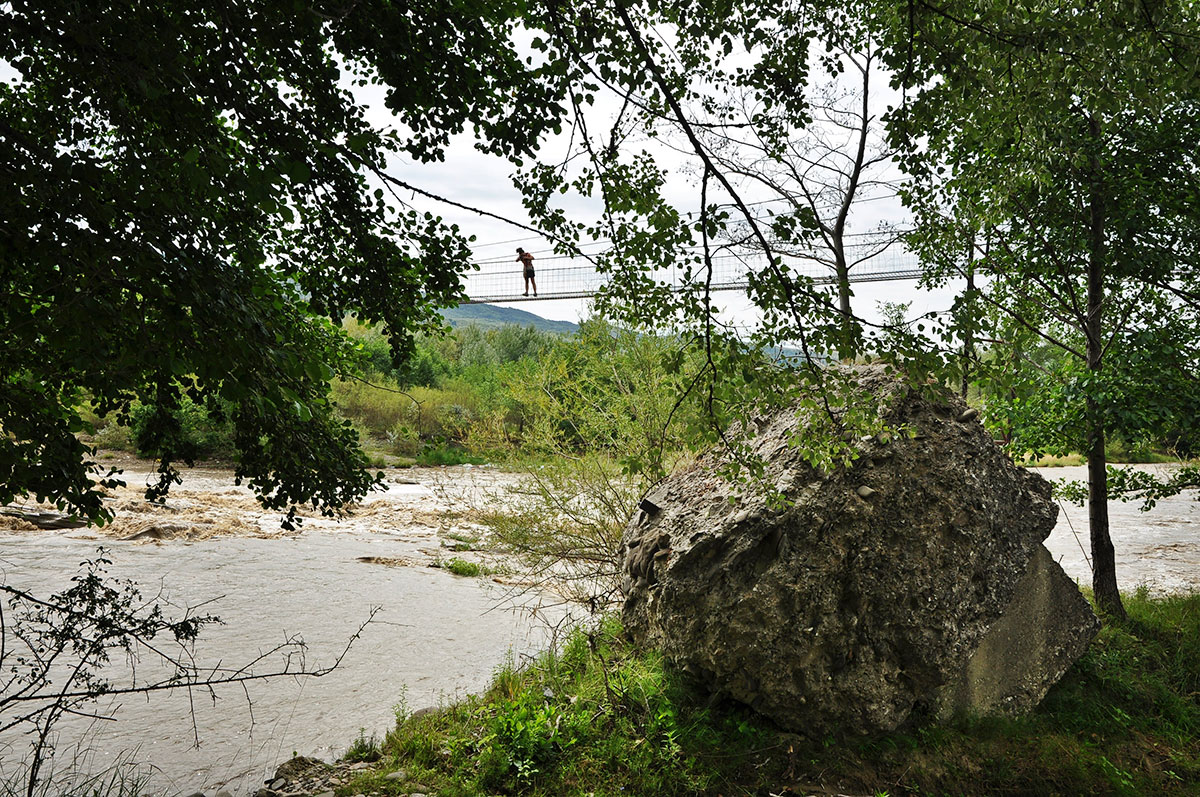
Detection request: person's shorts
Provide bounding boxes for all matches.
[524,267,535,278]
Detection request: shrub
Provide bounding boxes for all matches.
[128,396,236,461]
[436,558,483,577]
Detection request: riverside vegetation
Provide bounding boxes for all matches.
[81,318,706,471]
[328,593,1200,796]
[81,318,1197,480]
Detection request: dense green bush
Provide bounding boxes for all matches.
[128,397,236,462]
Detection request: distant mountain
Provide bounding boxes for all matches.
[439,304,580,335]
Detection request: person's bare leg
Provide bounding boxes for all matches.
[523,276,529,296]
[532,277,537,297]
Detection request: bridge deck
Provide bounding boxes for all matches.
[462,250,924,303]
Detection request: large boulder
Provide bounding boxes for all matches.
[620,367,1097,735]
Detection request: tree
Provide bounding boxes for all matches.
[878,0,1200,616]
[1,7,580,787]
[701,33,903,353]
[482,319,709,605]
[506,0,929,486]
[1,0,572,524]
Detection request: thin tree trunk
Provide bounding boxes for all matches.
[1086,116,1125,619]
[831,48,873,361]
[961,236,976,399]
[835,244,852,359]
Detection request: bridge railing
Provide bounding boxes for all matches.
[461,249,924,303]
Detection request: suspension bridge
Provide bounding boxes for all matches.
[461,245,924,304]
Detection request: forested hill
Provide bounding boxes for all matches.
[439,304,580,334]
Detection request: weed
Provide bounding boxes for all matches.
[392,685,410,724]
[415,444,487,467]
[344,728,382,763]
[1020,452,1087,467]
[440,530,481,552]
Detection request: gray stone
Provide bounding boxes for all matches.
[314,792,336,797]
[269,778,287,791]
[934,545,1098,718]
[620,365,1098,735]
[384,770,407,781]
[214,792,234,797]
[181,792,206,797]
[272,755,329,782]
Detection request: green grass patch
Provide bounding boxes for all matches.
[344,728,382,763]
[1021,448,1186,467]
[415,444,488,467]
[442,531,481,548]
[351,593,1200,796]
[1021,452,1088,467]
[431,557,493,578]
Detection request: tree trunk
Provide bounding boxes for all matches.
[831,52,871,362]
[961,237,976,399]
[835,245,853,359]
[1086,397,1122,618]
[1086,116,1125,619]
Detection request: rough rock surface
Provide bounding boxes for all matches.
[243,755,427,797]
[620,366,1098,735]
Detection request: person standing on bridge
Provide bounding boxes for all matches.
[517,247,537,297]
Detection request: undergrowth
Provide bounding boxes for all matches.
[345,592,1200,796]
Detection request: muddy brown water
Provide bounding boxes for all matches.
[0,462,1195,795]
[0,464,555,796]
[1040,464,1200,595]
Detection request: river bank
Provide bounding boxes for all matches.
[0,458,1195,795]
[273,594,1200,797]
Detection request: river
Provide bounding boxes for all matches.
[1040,464,1200,595]
[0,461,1195,795]
[0,463,557,796]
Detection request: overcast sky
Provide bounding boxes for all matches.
[356,46,965,332]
